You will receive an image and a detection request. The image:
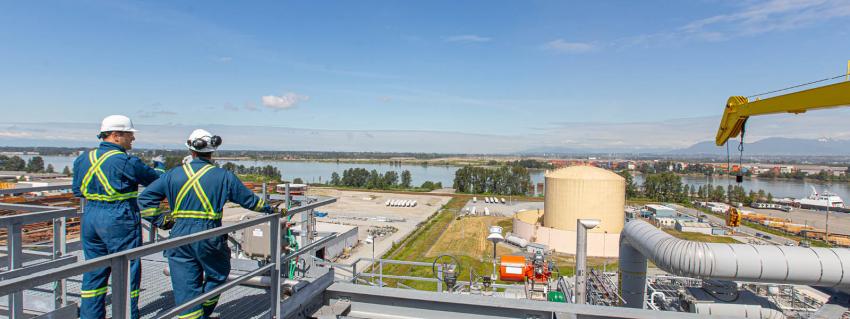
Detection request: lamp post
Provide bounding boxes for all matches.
[575,219,600,304]
[487,226,504,280]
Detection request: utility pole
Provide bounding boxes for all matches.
[826,204,830,243]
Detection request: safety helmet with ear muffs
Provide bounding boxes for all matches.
[186,129,222,153]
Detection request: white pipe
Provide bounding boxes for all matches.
[620,219,850,308]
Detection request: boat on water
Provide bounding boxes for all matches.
[794,186,845,210]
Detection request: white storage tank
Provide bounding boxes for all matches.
[544,166,625,234]
[505,234,528,248]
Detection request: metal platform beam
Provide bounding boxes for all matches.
[321,283,725,319]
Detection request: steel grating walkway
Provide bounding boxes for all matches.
[1,251,273,319]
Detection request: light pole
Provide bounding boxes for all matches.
[487,226,504,280]
[575,219,600,305]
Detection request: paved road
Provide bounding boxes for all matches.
[667,204,798,246]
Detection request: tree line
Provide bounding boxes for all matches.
[0,155,61,174]
[327,168,441,190]
[621,171,773,204]
[453,165,531,195]
[220,162,282,182]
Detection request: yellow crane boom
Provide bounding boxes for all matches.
[715,81,850,146]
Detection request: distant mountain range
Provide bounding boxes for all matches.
[519,138,850,156]
[670,137,850,156]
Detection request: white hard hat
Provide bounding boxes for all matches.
[186,129,222,153]
[100,115,138,133]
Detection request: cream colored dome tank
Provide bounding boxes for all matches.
[543,166,625,233]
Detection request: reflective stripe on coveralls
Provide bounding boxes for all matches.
[81,150,139,201]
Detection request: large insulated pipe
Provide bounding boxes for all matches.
[619,219,850,308]
[575,219,600,304]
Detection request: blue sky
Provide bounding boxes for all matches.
[2,0,850,152]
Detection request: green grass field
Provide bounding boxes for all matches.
[371,194,618,290]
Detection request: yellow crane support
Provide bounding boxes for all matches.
[715,80,850,146]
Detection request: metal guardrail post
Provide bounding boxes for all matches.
[269,213,282,319]
[111,256,131,319]
[8,222,23,319]
[352,263,357,284]
[379,260,383,288]
[53,216,67,308]
[437,264,442,292]
[147,222,158,243]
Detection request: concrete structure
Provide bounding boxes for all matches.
[675,221,713,235]
[513,210,620,257]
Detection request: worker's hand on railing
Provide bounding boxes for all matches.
[159,212,175,230]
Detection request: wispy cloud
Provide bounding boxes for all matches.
[244,102,259,112]
[136,109,177,119]
[443,34,492,43]
[542,39,597,54]
[261,92,309,110]
[622,0,850,46]
[223,102,239,111]
[682,0,850,40]
[214,56,233,63]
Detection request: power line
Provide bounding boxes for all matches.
[746,73,847,99]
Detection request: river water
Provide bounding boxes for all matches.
[633,174,850,201]
[24,155,850,200]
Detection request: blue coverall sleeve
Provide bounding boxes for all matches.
[226,172,271,213]
[71,155,84,198]
[138,176,169,226]
[125,156,165,187]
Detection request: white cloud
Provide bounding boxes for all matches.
[0,131,32,138]
[214,56,233,63]
[443,34,492,43]
[261,92,309,110]
[623,0,850,46]
[542,39,597,54]
[136,110,177,119]
[682,0,850,39]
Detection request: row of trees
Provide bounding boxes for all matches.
[220,162,282,182]
[623,171,774,204]
[0,155,59,173]
[329,168,414,189]
[453,165,531,195]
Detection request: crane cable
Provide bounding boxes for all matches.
[738,125,745,183]
[726,141,731,203]
[746,73,848,99]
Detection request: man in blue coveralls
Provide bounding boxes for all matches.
[138,129,271,319]
[72,115,166,319]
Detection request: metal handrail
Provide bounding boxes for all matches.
[0,184,72,195]
[0,202,77,319]
[0,195,337,319]
[0,206,78,226]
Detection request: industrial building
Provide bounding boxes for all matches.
[675,221,713,235]
[645,204,677,218]
[512,166,623,257]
